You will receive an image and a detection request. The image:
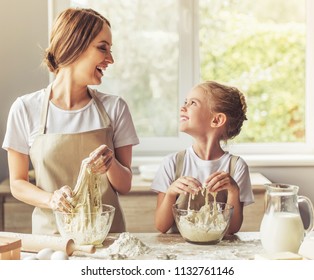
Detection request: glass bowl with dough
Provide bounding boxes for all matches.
[55,204,115,246]
[172,201,233,245]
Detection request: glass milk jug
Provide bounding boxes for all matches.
[260,183,314,254]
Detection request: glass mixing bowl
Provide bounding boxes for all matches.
[172,202,233,245]
[55,204,115,246]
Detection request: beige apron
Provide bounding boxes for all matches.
[29,84,125,235]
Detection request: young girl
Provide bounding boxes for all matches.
[151,81,254,234]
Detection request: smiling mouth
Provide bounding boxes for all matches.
[180,116,189,122]
[96,66,105,76]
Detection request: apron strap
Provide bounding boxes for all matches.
[229,155,239,177]
[88,88,111,127]
[38,84,53,135]
[175,150,186,180]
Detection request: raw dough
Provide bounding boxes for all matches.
[58,159,108,245]
[178,188,228,243]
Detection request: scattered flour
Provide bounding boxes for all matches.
[106,232,151,258]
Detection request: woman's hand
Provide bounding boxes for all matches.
[167,176,202,197]
[49,185,73,213]
[87,145,114,174]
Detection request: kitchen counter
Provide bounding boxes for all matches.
[61,232,263,260]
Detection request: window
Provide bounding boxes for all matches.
[198,0,314,156]
[50,0,314,158]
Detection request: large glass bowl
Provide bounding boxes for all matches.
[54,204,115,246]
[172,202,233,245]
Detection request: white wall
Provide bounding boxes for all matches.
[249,166,314,203]
[0,1,314,212]
[0,0,49,181]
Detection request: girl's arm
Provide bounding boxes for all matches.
[155,191,177,233]
[155,176,201,233]
[225,187,243,234]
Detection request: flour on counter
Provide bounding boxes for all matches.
[107,232,151,258]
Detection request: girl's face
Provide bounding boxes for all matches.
[70,23,114,86]
[179,87,213,136]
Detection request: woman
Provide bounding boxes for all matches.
[152,81,253,234]
[2,8,139,234]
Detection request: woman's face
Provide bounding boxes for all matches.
[70,23,114,86]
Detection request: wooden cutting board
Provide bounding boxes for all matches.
[0,236,21,260]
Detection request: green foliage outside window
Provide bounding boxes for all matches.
[199,0,306,143]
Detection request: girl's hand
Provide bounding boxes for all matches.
[168,176,202,196]
[204,171,239,195]
[87,145,114,174]
[49,185,73,213]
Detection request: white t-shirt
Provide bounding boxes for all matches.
[2,87,139,155]
[151,146,254,206]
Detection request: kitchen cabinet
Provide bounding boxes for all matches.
[0,173,269,233]
[119,191,158,233]
[0,183,33,233]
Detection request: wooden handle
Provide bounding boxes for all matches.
[67,241,96,255]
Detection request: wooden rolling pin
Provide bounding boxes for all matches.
[0,232,95,256]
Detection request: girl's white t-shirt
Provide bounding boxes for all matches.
[151,146,254,206]
[2,87,139,155]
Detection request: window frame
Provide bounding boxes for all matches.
[49,0,314,161]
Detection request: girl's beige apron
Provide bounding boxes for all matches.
[29,85,125,235]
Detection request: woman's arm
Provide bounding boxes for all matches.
[106,145,133,194]
[7,148,53,209]
[82,144,134,195]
